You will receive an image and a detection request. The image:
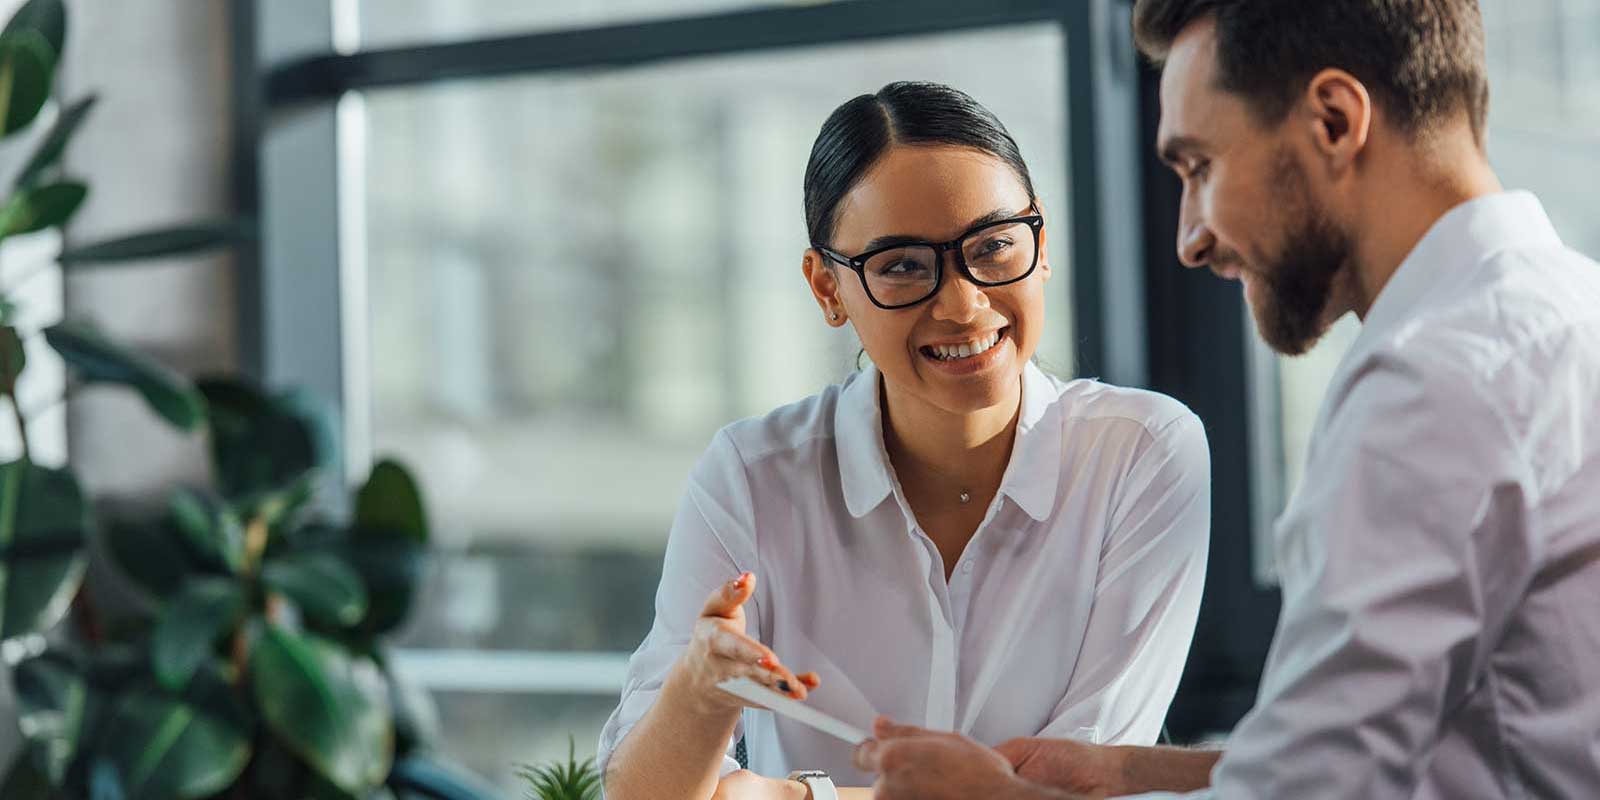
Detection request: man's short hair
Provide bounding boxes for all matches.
[1132,0,1489,144]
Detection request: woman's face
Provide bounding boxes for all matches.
[805,144,1050,417]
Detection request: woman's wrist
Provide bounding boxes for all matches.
[661,662,743,727]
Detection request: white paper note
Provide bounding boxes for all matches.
[717,677,869,745]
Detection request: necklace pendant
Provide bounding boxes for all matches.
[958,491,971,504]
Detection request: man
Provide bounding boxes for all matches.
[854,1,1600,797]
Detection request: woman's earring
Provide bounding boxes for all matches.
[830,311,841,322]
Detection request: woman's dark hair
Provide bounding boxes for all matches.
[803,81,1038,248]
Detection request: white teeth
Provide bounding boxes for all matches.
[929,331,1004,361]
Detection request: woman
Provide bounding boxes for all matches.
[598,82,1210,800]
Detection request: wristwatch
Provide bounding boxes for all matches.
[786,769,837,800]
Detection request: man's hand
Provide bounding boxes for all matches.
[994,738,1123,798]
[853,718,1074,800]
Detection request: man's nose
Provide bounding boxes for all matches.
[1177,218,1216,269]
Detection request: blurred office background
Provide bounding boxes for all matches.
[0,0,1595,793]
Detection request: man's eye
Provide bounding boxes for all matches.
[1190,160,1211,180]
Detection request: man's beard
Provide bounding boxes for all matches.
[1246,154,1350,356]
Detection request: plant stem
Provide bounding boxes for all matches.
[71,587,101,644]
[7,393,27,462]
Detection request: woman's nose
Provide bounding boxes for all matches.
[929,255,989,323]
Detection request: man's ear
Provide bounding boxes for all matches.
[1303,68,1372,176]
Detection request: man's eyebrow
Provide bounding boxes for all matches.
[1157,135,1206,166]
[861,207,1025,253]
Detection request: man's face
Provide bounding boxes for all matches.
[1155,18,1354,356]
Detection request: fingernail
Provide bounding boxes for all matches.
[777,679,792,693]
[734,572,751,587]
[759,657,777,670]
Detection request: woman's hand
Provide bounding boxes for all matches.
[668,572,820,718]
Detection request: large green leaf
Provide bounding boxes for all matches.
[13,650,86,785]
[13,93,93,190]
[250,624,393,797]
[0,324,25,393]
[94,669,253,800]
[2,0,65,60]
[0,30,55,137]
[150,577,244,692]
[43,322,205,431]
[261,551,367,629]
[100,515,204,599]
[57,219,251,266]
[167,489,244,574]
[354,460,428,544]
[339,539,426,636]
[199,377,333,501]
[0,180,84,237]
[0,460,89,640]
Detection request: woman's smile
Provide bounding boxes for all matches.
[917,325,1013,376]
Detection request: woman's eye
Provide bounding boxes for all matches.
[879,260,925,275]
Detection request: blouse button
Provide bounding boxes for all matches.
[961,561,975,574]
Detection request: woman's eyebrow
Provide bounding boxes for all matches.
[860,207,1025,252]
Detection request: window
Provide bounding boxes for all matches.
[246,0,1140,785]
[352,0,798,50]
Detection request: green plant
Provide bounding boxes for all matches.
[0,1,474,798]
[517,739,601,800]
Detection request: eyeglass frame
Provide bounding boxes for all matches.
[812,205,1045,310]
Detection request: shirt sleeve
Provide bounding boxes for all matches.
[597,428,762,778]
[1203,350,1539,798]
[1036,410,1211,745]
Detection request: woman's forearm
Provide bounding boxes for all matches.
[604,670,742,800]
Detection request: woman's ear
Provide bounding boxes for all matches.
[1033,198,1051,280]
[802,249,848,326]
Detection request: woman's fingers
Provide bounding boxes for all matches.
[703,626,810,699]
[700,572,756,620]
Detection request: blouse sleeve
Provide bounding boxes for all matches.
[597,428,762,777]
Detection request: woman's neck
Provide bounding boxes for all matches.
[879,375,1023,502]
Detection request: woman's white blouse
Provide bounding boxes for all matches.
[597,363,1211,786]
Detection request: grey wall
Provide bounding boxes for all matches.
[61,0,237,496]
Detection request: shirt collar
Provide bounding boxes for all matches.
[1357,190,1562,347]
[835,361,1062,521]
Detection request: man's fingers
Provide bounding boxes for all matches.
[853,739,882,773]
[993,737,1037,765]
[700,571,755,619]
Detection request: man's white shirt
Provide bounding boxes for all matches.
[1138,191,1600,798]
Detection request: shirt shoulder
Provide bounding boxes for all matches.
[1379,243,1600,384]
[1046,373,1201,440]
[711,377,846,467]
